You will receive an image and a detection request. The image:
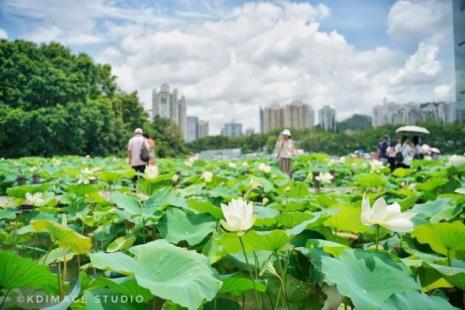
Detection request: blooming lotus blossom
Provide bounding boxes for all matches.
[449,155,465,167]
[228,162,237,168]
[202,171,213,183]
[77,167,99,184]
[424,155,432,161]
[315,172,333,184]
[185,155,199,167]
[258,163,271,173]
[370,160,384,172]
[220,198,256,232]
[361,196,415,232]
[24,192,46,207]
[144,165,159,180]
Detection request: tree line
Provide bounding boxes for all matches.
[188,121,465,155]
[0,39,187,158]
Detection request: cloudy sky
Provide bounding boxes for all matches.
[0,0,455,134]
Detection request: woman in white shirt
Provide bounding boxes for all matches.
[274,129,296,177]
[395,135,413,168]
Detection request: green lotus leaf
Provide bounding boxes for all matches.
[411,198,462,223]
[90,239,222,310]
[90,277,153,302]
[426,261,465,289]
[158,207,217,246]
[380,291,458,310]
[31,219,91,254]
[106,235,137,253]
[323,205,367,233]
[411,222,465,258]
[306,239,349,257]
[277,211,312,228]
[219,275,267,296]
[186,199,222,219]
[321,249,420,309]
[0,250,58,293]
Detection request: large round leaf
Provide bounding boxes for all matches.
[158,207,217,246]
[89,239,222,310]
[0,250,58,293]
[31,219,91,253]
[380,291,458,310]
[411,222,465,258]
[321,249,420,309]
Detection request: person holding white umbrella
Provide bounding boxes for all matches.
[274,129,296,177]
[395,135,414,168]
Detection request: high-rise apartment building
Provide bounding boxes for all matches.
[198,120,209,139]
[372,101,456,126]
[186,116,199,142]
[152,83,187,139]
[453,0,465,121]
[318,105,336,131]
[260,101,314,133]
[221,121,243,137]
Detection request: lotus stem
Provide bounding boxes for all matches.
[238,235,261,310]
[375,225,380,252]
[447,248,451,266]
[0,289,10,310]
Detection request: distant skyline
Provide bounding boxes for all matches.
[0,0,454,134]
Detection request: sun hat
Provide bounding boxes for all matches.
[281,129,291,136]
[134,128,143,134]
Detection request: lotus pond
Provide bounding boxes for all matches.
[0,154,465,309]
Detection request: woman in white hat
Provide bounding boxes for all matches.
[274,129,296,177]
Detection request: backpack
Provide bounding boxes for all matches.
[139,140,150,162]
[395,144,405,164]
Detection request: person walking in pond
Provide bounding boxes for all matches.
[127,128,150,175]
[274,129,296,177]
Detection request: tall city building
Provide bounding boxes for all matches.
[318,105,336,131]
[152,83,187,139]
[221,121,243,137]
[198,120,209,138]
[260,101,314,133]
[372,101,457,127]
[186,116,199,142]
[186,117,209,141]
[453,0,465,121]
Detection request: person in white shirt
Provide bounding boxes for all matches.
[274,129,296,177]
[395,135,413,168]
[127,128,149,174]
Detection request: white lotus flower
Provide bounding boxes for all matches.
[361,196,416,233]
[220,198,256,232]
[25,192,46,207]
[424,155,432,161]
[144,165,159,180]
[202,171,213,183]
[315,172,333,184]
[77,167,99,184]
[370,160,384,172]
[228,162,237,168]
[258,163,271,173]
[185,155,199,167]
[449,155,465,167]
[242,162,249,167]
[455,188,465,195]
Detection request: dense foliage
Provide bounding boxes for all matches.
[189,121,465,155]
[0,39,187,158]
[0,154,464,309]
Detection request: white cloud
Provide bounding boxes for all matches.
[3,0,454,133]
[107,1,450,133]
[387,0,452,45]
[0,28,8,39]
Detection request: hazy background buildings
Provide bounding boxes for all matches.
[260,101,315,133]
[221,121,243,137]
[372,101,456,127]
[318,105,337,131]
[152,84,187,139]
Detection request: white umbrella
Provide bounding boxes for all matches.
[395,126,430,134]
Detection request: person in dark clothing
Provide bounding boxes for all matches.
[377,135,389,165]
